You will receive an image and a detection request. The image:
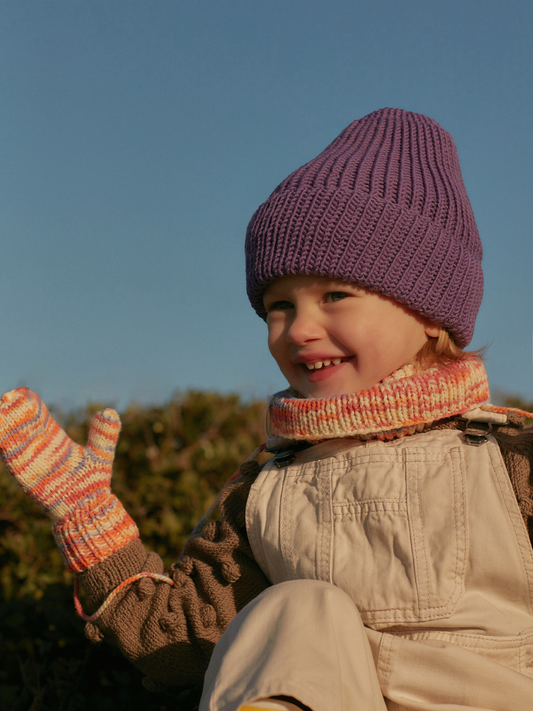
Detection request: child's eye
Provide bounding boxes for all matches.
[327,292,350,303]
[267,300,294,311]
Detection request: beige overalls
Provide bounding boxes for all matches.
[201,422,533,711]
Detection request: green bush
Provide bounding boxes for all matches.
[0,390,268,711]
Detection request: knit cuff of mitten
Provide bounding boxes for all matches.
[52,493,140,572]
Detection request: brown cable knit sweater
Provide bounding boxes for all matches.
[80,460,270,688]
[79,415,533,689]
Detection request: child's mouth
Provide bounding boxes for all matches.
[300,357,351,382]
[304,359,343,371]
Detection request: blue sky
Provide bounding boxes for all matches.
[1,1,532,410]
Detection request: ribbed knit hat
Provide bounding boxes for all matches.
[245,108,483,347]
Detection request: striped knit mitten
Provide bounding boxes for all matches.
[0,388,139,572]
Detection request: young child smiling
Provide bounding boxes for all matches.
[263,275,439,399]
[2,108,533,711]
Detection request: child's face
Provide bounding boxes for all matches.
[263,275,439,399]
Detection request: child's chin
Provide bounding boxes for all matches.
[302,381,359,399]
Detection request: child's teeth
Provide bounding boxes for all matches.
[305,359,343,371]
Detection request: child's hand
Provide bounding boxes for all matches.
[0,387,121,523]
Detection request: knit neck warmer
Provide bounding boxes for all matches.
[267,357,492,443]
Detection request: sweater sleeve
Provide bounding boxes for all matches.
[78,464,271,687]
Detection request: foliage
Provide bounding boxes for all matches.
[0,390,268,711]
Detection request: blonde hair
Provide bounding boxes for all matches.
[415,330,484,369]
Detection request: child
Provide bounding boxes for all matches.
[2,108,533,711]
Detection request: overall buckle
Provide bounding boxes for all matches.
[265,441,313,468]
[464,420,492,446]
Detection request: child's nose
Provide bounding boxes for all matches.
[286,309,322,344]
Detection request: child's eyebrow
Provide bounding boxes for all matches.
[262,293,286,309]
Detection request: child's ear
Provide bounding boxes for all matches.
[424,322,441,338]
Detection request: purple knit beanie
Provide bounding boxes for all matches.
[245,108,483,347]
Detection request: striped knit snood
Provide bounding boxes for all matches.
[267,357,493,443]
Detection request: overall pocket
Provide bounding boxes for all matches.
[328,443,468,626]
